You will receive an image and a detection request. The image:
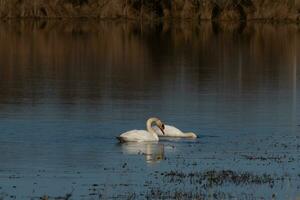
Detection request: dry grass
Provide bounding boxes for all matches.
[0,0,298,20]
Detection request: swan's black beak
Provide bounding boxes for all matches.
[159,124,165,135]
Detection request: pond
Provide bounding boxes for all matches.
[0,20,299,199]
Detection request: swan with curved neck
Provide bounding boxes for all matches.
[117,117,165,142]
[153,124,197,138]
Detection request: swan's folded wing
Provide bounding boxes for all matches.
[119,130,151,142]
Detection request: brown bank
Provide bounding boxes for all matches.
[1,0,300,21]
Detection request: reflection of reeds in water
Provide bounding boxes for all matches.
[0,20,299,104]
[0,0,100,18]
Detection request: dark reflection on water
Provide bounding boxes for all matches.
[0,21,298,121]
[0,20,300,199]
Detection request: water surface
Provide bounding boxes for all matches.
[0,20,300,199]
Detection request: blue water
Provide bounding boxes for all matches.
[0,21,299,199]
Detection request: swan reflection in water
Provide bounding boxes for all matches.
[120,142,165,163]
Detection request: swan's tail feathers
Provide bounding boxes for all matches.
[185,132,197,138]
[116,136,126,143]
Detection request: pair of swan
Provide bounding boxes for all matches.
[116,117,197,142]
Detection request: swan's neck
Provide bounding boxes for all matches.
[146,118,159,139]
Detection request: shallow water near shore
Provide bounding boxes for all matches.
[0,20,300,199]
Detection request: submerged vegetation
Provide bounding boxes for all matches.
[0,0,299,21]
[162,170,276,187]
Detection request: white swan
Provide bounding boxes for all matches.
[116,117,165,142]
[153,124,197,138]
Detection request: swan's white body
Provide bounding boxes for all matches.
[153,125,197,138]
[117,118,164,142]
[118,130,158,142]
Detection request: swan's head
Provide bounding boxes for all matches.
[155,119,165,135]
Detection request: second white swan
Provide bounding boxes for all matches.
[153,124,197,138]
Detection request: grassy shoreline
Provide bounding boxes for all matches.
[0,0,299,22]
